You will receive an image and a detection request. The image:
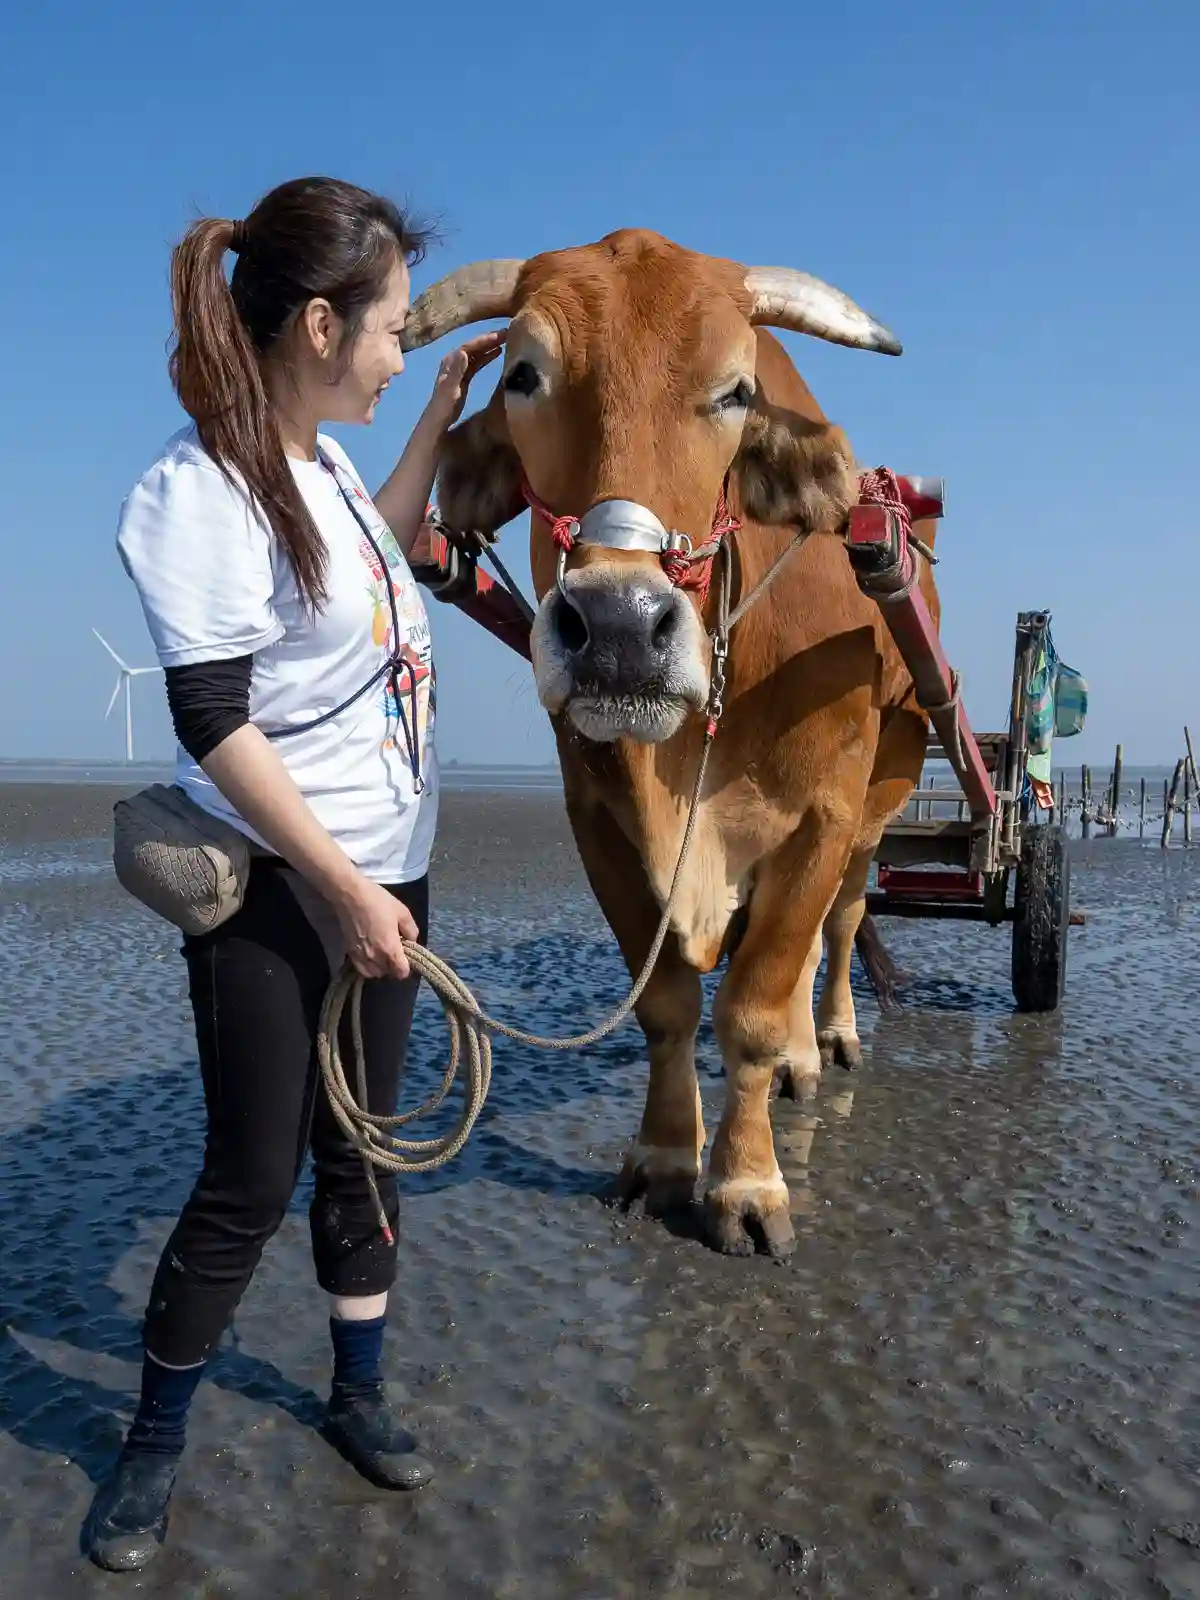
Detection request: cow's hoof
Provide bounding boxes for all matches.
[702,1179,795,1259]
[817,1029,863,1071]
[772,1062,820,1102]
[612,1145,700,1217]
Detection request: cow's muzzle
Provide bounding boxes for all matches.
[531,564,710,743]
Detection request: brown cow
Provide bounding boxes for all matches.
[403,230,939,1257]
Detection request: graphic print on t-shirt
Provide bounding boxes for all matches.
[353,509,435,770]
[315,445,437,779]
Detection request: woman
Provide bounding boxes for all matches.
[88,176,502,1572]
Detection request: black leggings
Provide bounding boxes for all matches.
[143,860,428,1368]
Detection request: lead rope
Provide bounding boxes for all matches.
[317,524,812,1237]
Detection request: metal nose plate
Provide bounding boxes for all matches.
[575,499,667,554]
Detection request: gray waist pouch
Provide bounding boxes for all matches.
[112,783,252,936]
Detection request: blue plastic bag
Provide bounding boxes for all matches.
[1053,662,1088,738]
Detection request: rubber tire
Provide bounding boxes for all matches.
[1011,824,1070,1013]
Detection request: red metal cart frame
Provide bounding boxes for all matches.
[847,478,1071,1011]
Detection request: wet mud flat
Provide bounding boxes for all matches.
[1,783,1198,1599]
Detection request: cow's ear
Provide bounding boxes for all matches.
[436,388,526,542]
[732,399,857,534]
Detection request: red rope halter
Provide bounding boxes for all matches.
[522,480,582,556]
[522,478,741,603]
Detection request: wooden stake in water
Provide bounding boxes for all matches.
[1109,743,1123,836]
[1185,760,1193,846]
[1185,728,1200,850]
[1058,770,1066,818]
[1081,764,1091,839]
[1140,777,1147,839]
[1162,759,1185,849]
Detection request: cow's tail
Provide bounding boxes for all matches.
[854,913,906,1017]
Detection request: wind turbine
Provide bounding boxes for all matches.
[93,630,162,763]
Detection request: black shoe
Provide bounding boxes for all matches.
[85,1448,177,1572]
[324,1387,435,1490]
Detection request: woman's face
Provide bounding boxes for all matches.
[296,259,412,426]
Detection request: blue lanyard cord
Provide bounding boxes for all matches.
[264,455,426,793]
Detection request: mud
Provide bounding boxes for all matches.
[1,783,1197,1598]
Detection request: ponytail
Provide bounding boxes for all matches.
[167,216,328,608]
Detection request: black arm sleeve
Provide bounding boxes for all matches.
[164,656,253,764]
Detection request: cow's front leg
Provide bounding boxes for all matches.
[564,793,705,1214]
[707,805,856,1257]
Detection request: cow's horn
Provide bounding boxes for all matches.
[400,259,526,352]
[744,266,902,356]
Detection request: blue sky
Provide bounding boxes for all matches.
[1,0,1196,766]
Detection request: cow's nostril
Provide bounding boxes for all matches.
[651,601,679,651]
[555,597,589,655]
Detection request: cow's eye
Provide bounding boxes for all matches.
[713,379,754,413]
[503,361,541,398]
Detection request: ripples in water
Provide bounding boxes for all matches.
[0,807,1197,1598]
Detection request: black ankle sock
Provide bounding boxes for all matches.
[125,1352,207,1458]
[330,1313,386,1403]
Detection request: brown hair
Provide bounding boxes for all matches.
[168,176,432,606]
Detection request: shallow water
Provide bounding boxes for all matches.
[0,759,563,791]
[1,786,1198,1598]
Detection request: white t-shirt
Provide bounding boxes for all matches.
[116,426,437,884]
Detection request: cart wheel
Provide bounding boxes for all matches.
[1011,824,1070,1013]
